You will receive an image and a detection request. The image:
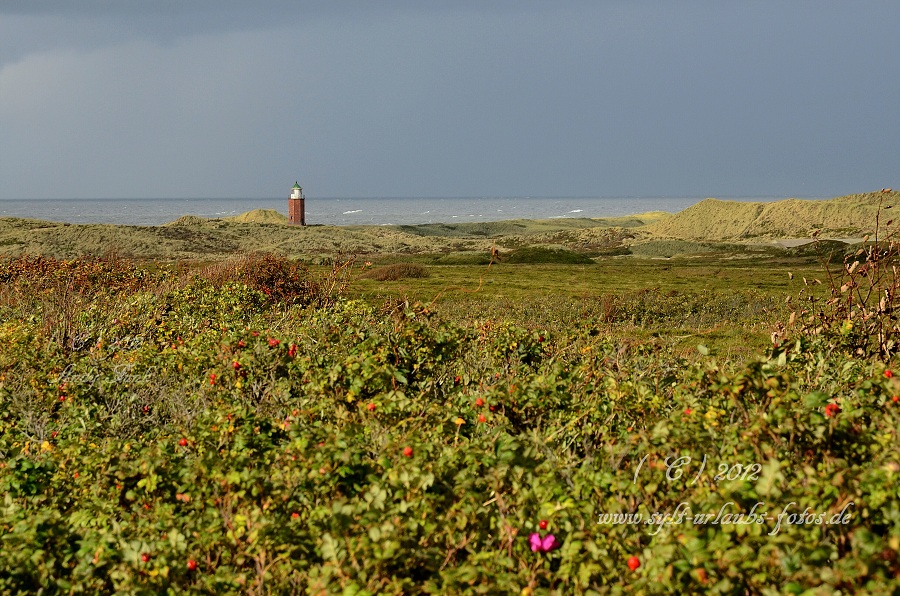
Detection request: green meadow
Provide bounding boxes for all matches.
[1,192,899,593]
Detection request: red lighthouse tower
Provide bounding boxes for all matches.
[289,181,305,225]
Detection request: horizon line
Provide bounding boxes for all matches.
[0,193,832,201]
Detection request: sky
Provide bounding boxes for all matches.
[1,1,898,200]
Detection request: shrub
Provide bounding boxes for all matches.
[198,253,322,306]
[0,255,153,351]
[503,246,595,264]
[3,243,900,592]
[599,288,784,328]
[433,252,493,265]
[0,254,149,295]
[2,296,900,593]
[362,263,430,281]
[785,198,900,360]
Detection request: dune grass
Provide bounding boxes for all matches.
[0,191,894,262]
[645,190,899,241]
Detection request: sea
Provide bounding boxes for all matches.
[0,196,822,227]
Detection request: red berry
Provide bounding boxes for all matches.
[268,338,280,347]
[478,414,486,423]
[141,553,150,563]
[288,344,297,357]
[232,361,241,370]
[187,559,197,571]
[825,403,841,418]
[475,398,484,407]
[238,340,246,348]
[403,446,413,458]
[367,403,377,411]
[179,438,188,447]
[59,396,66,402]
[684,408,692,416]
[209,373,216,385]
[454,375,461,385]
[291,512,299,519]
[893,396,899,403]
[886,370,894,379]
[539,520,548,530]
[627,556,640,571]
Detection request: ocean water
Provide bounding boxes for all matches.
[0,196,817,227]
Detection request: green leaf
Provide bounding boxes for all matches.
[755,459,784,498]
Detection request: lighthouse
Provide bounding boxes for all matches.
[288,181,305,225]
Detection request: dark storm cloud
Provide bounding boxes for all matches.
[1,1,898,199]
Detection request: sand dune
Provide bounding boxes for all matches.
[0,192,892,260]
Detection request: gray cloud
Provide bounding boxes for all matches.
[1,1,898,199]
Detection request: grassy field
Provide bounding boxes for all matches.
[350,258,817,301]
[1,194,900,593]
[344,254,837,366]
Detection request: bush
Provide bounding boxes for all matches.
[0,255,155,352]
[598,288,784,327]
[503,246,595,264]
[362,263,430,281]
[197,253,323,307]
[0,254,150,294]
[433,252,493,265]
[2,249,900,593]
[784,199,900,360]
